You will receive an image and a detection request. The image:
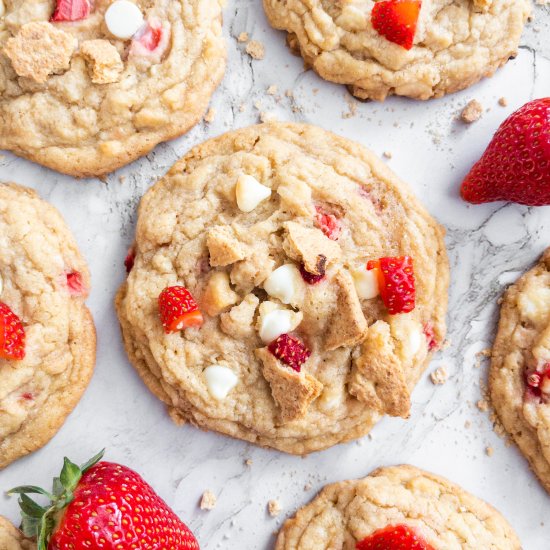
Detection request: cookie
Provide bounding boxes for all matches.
[116,122,449,454]
[0,183,96,469]
[490,248,550,493]
[276,465,521,549]
[0,0,225,177]
[0,517,33,550]
[263,0,531,101]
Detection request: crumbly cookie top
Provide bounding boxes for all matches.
[0,183,90,464]
[263,0,530,100]
[0,0,225,175]
[275,465,521,549]
[117,123,448,453]
[0,517,34,550]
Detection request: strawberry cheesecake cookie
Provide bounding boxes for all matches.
[0,0,225,177]
[0,517,33,550]
[275,465,521,549]
[490,248,550,493]
[263,0,531,101]
[0,183,96,469]
[116,122,449,454]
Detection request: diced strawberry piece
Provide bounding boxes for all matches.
[51,0,90,22]
[423,322,438,351]
[130,18,170,60]
[124,248,135,273]
[461,98,550,206]
[299,255,326,285]
[525,363,550,398]
[367,256,415,314]
[357,524,435,550]
[66,271,86,296]
[268,334,311,372]
[314,205,342,241]
[158,286,203,333]
[21,392,34,401]
[0,302,26,361]
[371,1,422,50]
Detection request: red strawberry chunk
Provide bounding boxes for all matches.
[371,1,422,51]
[423,322,438,351]
[130,18,170,59]
[357,524,434,550]
[461,98,550,206]
[314,206,342,240]
[158,286,203,333]
[51,0,90,22]
[50,461,200,550]
[367,256,415,314]
[124,248,135,273]
[299,255,326,285]
[66,271,86,296]
[525,363,550,399]
[268,334,311,372]
[0,302,26,361]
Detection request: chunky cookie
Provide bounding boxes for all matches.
[0,0,225,177]
[490,248,550,493]
[0,183,96,469]
[116,122,448,454]
[275,465,521,549]
[0,517,33,550]
[263,0,531,101]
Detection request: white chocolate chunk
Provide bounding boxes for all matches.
[259,309,302,343]
[351,266,380,299]
[0,0,5,18]
[204,365,238,400]
[263,264,302,305]
[235,174,271,212]
[105,0,144,40]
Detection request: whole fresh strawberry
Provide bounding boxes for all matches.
[356,524,434,549]
[461,98,550,206]
[371,1,422,50]
[8,450,199,550]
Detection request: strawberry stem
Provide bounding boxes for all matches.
[7,449,105,548]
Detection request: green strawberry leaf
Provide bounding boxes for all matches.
[80,448,105,473]
[18,494,47,518]
[7,486,53,499]
[59,457,82,491]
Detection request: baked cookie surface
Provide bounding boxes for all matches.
[263,0,530,101]
[0,183,96,469]
[0,0,225,177]
[490,248,550,493]
[0,517,34,550]
[116,122,448,454]
[275,465,521,549]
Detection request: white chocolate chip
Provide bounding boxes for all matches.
[105,0,144,40]
[0,0,5,18]
[204,365,238,400]
[407,324,423,356]
[259,309,301,343]
[351,266,379,299]
[235,174,271,212]
[263,264,301,305]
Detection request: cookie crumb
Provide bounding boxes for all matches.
[303,483,312,491]
[460,100,483,123]
[237,31,249,43]
[430,366,448,385]
[245,458,253,466]
[268,499,281,517]
[485,446,494,457]
[498,97,508,107]
[246,40,265,60]
[204,107,216,123]
[118,175,126,184]
[260,111,277,123]
[239,103,246,112]
[383,151,393,159]
[464,420,472,429]
[285,89,294,98]
[477,399,489,412]
[200,490,217,510]
[267,84,278,95]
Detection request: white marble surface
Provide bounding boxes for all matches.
[1,2,550,549]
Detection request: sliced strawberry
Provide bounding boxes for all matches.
[461,98,550,206]
[371,0,421,50]
[314,206,342,241]
[158,286,203,333]
[124,248,135,273]
[367,256,415,314]
[357,524,434,550]
[0,302,25,361]
[268,334,311,372]
[66,271,86,296]
[51,0,90,22]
